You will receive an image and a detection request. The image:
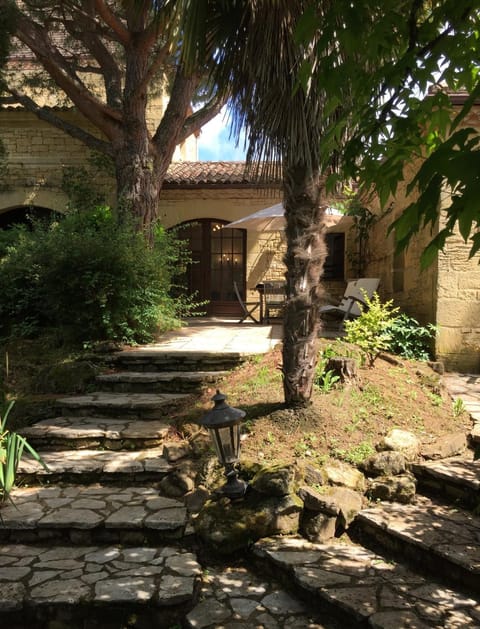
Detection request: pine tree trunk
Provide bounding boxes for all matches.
[112,44,196,242]
[282,163,328,406]
[114,141,162,240]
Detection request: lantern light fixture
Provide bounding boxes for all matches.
[199,390,248,499]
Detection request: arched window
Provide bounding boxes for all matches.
[174,219,247,317]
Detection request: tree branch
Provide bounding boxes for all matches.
[14,11,122,137]
[178,94,226,144]
[152,68,196,160]
[5,88,113,156]
[93,0,130,46]
[138,42,172,95]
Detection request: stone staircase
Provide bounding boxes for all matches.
[0,347,237,628]
[3,345,480,628]
[252,456,480,627]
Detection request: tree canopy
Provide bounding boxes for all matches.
[296,0,480,265]
[0,0,225,234]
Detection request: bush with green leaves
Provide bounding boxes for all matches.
[344,292,399,367]
[385,314,436,361]
[0,207,198,344]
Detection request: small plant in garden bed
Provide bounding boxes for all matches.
[0,400,48,504]
[344,292,399,367]
[385,314,436,361]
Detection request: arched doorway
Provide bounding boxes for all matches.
[0,205,59,229]
[175,219,247,317]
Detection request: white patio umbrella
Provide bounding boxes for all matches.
[225,203,343,232]
[225,203,285,232]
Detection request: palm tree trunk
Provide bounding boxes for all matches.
[282,163,328,406]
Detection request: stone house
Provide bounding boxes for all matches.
[362,96,480,372]
[1,91,479,370]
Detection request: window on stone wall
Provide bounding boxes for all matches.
[323,232,345,280]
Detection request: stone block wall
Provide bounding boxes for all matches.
[435,218,480,372]
[159,188,284,301]
[366,163,480,372]
[0,105,196,215]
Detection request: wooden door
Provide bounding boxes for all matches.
[175,219,247,316]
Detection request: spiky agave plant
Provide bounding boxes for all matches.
[0,400,48,504]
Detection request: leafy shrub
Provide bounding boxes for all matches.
[0,208,198,344]
[385,313,436,360]
[344,292,399,367]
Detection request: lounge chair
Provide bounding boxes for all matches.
[319,278,380,327]
[233,281,260,323]
[263,281,286,323]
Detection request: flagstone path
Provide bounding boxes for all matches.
[2,322,480,627]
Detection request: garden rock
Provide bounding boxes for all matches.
[159,466,196,498]
[361,451,407,477]
[300,510,337,542]
[297,484,363,539]
[297,486,339,516]
[367,473,417,504]
[329,486,364,529]
[379,429,420,461]
[323,459,366,492]
[420,432,467,460]
[193,492,302,554]
[300,462,327,487]
[163,440,191,462]
[250,463,297,496]
[184,486,210,513]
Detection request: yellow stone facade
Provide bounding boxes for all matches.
[2,98,480,370]
[366,156,480,372]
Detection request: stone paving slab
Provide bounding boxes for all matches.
[0,486,187,543]
[0,543,200,619]
[18,447,175,483]
[355,495,480,592]
[411,456,480,506]
[96,369,228,393]
[110,351,248,375]
[19,416,172,449]
[253,536,480,627]
[57,391,190,419]
[185,563,341,629]
[118,323,282,355]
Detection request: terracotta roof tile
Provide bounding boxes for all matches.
[164,161,280,186]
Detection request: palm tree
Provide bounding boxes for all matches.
[185,0,343,406]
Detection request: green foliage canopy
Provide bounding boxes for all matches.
[297,0,480,265]
[0,208,197,344]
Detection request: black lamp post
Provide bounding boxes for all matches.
[199,390,248,499]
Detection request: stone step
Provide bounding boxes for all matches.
[0,485,188,545]
[0,542,201,628]
[352,495,480,594]
[109,349,247,372]
[56,391,191,419]
[96,369,228,393]
[17,447,175,485]
[411,456,480,508]
[253,535,480,627]
[19,416,172,450]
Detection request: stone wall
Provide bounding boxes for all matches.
[365,176,438,327]
[0,106,196,214]
[366,158,480,372]
[436,217,480,372]
[159,187,283,301]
